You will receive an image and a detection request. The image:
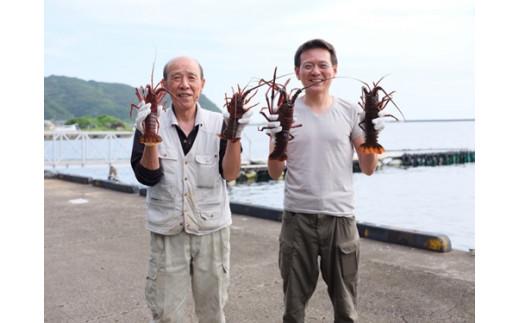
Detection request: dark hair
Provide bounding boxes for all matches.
[294,39,338,67]
[162,60,204,80]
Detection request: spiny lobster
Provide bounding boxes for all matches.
[357,75,405,154]
[219,81,266,142]
[130,62,171,146]
[259,67,330,161]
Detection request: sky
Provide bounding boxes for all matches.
[44,0,474,121]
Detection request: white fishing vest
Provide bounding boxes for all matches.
[145,105,231,235]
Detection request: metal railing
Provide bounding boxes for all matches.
[44,131,134,167]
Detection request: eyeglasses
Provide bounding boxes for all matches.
[300,62,332,71]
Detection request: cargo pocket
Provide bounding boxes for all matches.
[278,211,297,280]
[145,234,164,319]
[339,239,360,279]
[220,227,231,275]
[145,262,160,318]
[278,240,295,282]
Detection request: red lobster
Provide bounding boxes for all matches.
[259,67,323,161]
[219,81,266,142]
[357,75,405,154]
[130,63,170,146]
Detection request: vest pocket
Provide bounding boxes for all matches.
[148,185,175,204]
[158,144,177,160]
[147,186,181,226]
[158,147,178,175]
[195,154,218,188]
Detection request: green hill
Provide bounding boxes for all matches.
[44,75,221,122]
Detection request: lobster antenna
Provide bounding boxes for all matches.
[299,75,335,91]
[372,74,406,120]
[374,73,390,87]
[266,67,278,111]
[252,70,293,83]
[273,71,293,80]
[334,75,371,88]
[326,74,406,121]
[151,48,158,86]
[286,76,333,102]
[243,77,258,88]
[151,60,155,86]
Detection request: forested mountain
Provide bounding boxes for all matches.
[44,75,221,122]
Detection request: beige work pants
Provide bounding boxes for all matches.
[145,227,230,323]
[279,211,360,323]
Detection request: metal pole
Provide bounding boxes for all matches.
[81,133,86,167]
[108,133,112,163]
[52,133,56,168]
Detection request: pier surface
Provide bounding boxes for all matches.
[45,179,474,322]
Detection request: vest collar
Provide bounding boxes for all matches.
[168,103,207,127]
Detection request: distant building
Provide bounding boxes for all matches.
[54,124,80,132]
[44,120,80,133]
[44,120,55,131]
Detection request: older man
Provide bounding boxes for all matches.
[131,56,248,323]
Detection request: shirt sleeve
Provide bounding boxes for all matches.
[130,129,164,186]
[351,103,365,142]
[218,123,227,176]
[218,122,242,177]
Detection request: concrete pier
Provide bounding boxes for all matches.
[45,179,474,322]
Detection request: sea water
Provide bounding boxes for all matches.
[44,120,475,250]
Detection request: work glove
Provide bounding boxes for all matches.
[372,111,389,132]
[259,109,283,145]
[259,111,283,137]
[223,107,254,139]
[135,101,153,134]
[359,110,390,133]
[134,101,150,133]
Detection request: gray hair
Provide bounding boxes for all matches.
[162,57,204,80]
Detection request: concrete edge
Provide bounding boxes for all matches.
[230,202,283,222]
[357,222,452,252]
[230,202,452,253]
[55,173,93,184]
[91,179,139,194]
[44,170,57,179]
[49,172,139,193]
[47,175,452,252]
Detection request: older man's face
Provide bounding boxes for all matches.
[163,57,205,112]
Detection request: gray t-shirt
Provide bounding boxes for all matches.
[284,96,364,217]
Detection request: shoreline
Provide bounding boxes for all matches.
[45,170,473,252]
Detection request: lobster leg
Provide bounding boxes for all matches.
[376,88,405,120]
[358,121,366,131]
[377,93,400,121]
[378,95,393,110]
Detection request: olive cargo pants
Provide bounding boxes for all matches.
[279,211,360,323]
[145,227,230,323]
